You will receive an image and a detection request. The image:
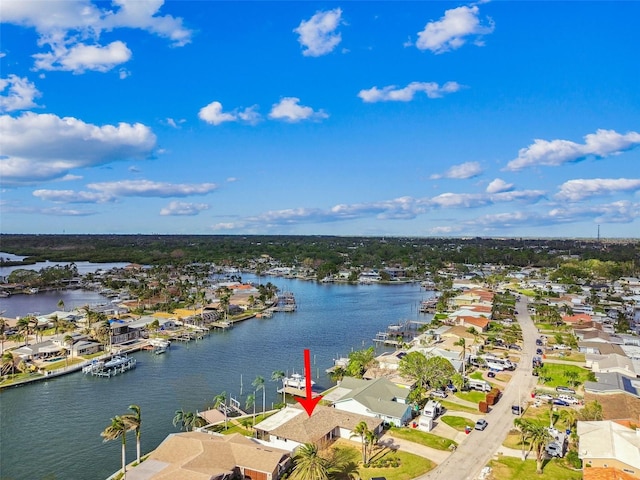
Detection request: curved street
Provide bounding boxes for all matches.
[415,296,540,480]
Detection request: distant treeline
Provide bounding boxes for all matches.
[0,234,638,272]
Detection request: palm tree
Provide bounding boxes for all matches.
[513,417,532,460]
[528,423,552,474]
[123,404,142,464]
[101,416,129,479]
[0,317,7,353]
[253,375,265,415]
[454,337,467,376]
[50,314,61,335]
[16,317,31,346]
[63,334,74,366]
[1,350,15,376]
[172,409,188,431]
[57,299,65,312]
[271,370,286,405]
[290,443,330,480]
[245,393,256,425]
[350,421,370,464]
[213,391,228,430]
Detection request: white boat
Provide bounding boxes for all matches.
[283,373,315,389]
[103,355,130,369]
[153,345,168,355]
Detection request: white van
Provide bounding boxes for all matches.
[557,394,579,405]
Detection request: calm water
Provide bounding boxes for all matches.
[0,275,434,480]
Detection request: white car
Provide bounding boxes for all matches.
[535,393,553,401]
[432,389,448,398]
[558,394,579,405]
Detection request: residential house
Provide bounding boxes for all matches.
[586,353,637,377]
[125,431,291,480]
[253,404,383,452]
[578,421,640,478]
[331,376,413,427]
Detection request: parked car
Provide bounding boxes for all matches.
[536,348,543,355]
[536,393,553,401]
[432,390,448,398]
[558,395,579,405]
[487,371,496,378]
[552,399,570,406]
[536,339,543,346]
[509,344,522,351]
[511,405,523,415]
[446,384,458,393]
[556,386,576,394]
[474,419,488,431]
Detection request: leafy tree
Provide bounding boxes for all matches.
[579,400,603,421]
[346,347,376,378]
[398,351,431,391]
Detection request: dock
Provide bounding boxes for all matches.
[82,355,137,378]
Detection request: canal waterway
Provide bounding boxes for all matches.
[0,274,435,480]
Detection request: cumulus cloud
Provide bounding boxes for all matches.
[358,81,463,103]
[0,112,156,185]
[2,0,192,73]
[33,40,132,73]
[269,97,328,122]
[0,75,42,112]
[430,161,483,180]
[294,8,344,57]
[506,129,640,171]
[199,101,237,126]
[556,178,640,201]
[198,102,262,126]
[548,201,640,224]
[160,201,209,216]
[486,178,514,194]
[416,5,495,54]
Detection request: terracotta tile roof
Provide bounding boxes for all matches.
[583,467,638,480]
[138,431,289,480]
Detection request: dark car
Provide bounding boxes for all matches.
[536,348,543,355]
[552,399,570,406]
[536,339,543,346]
[487,371,496,378]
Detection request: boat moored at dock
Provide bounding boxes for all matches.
[83,354,136,377]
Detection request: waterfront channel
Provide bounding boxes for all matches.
[0,272,434,480]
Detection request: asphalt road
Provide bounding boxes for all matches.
[417,296,540,480]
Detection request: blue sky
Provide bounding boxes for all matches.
[1,1,639,238]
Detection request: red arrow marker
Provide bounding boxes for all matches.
[296,349,323,416]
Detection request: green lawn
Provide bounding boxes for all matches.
[388,427,456,451]
[545,352,586,363]
[331,441,435,480]
[470,371,484,380]
[439,399,478,414]
[537,363,590,388]
[489,455,581,480]
[455,390,485,403]
[41,357,84,371]
[440,415,471,431]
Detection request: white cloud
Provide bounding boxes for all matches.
[198,102,262,126]
[33,189,113,203]
[358,81,463,103]
[549,201,640,224]
[430,161,483,180]
[237,105,261,125]
[86,179,218,197]
[486,178,514,193]
[294,8,344,57]
[33,40,132,73]
[101,0,192,47]
[118,68,130,79]
[160,201,209,216]
[199,101,237,126]
[0,112,156,185]
[0,75,42,112]
[506,129,640,171]
[556,178,640,201]
[2,0,192,73]
[416,5,494,54]
[269,97,328,122]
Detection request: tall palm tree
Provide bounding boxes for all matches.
[16,317,31,346]
[213,392,228,430]
[513,417,532,460]
[50,314,61,335]
[253,375,265,414]
[63,334,74,366]
[245,393,256,425]
[271,370,285,405]
[528,423,552,474]
[57,299,65,312]
[0,317,7,353]
[350,421,370,464]
[454,337,467,377]
[172,409,189,431]
[290,443,330,480]
[123,405,142,464]
[101,416,129,479]
[1,350,15,376]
